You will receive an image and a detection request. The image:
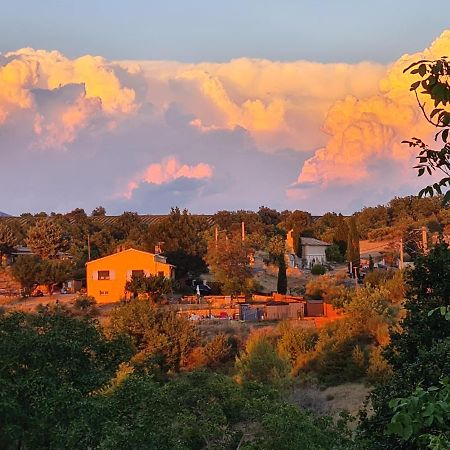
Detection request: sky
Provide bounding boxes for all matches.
[0,1,449,215]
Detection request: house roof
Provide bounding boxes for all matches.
[360,251,383,259]
[300,237,331,247]
[85,248,175,267]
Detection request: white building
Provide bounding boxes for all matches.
[300,237,330,267]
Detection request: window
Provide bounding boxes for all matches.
[99,290,109,296]
[132,270,144,278]
[98,270,110,280]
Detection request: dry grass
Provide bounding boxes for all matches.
[290,381,372,427]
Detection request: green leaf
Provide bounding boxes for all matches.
[418,64,427,77]
[443,190,450,205]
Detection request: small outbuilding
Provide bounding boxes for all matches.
[300,237,330,267]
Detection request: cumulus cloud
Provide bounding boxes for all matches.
[294,30,450,199]
[119,157,213,200]
[0,30,449,214]
[0,48,137,149]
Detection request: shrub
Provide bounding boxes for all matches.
[311,320,369,385]
[74,294,97,310]
[311,264,327,275]
[109,300,200,373]
[305,275,351,308]
[235,331,290,387]
[325,243,344,263]
[277,322,318,366]
[366,346,392,384]
[203,333,233,368]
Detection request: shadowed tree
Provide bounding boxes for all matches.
[26,219,63,259]
[0,223,18,261]
[206,232,253,295]
[346,217,360,273]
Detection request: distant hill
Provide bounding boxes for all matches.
[0,211,11,217]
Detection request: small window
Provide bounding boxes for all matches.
[158,271,164,277]
[132,270,144,278]
[98,270,110,280]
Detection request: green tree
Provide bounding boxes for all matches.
[360,244,450,449]
[235,333,289,388]
[0,310,131,449]
[0,223,17,260]
[325,243,344,263]
[346,216,360,271]
[257,205,281,226]
[203,333,233,368]
[11,255,42,295]
[403,57,450,204]
[109,300,200,373]
[333,214,349,258]
[26,218,63,259]
[277,255,288,295]
[91,206,106,216]
[37,259,73,295]
[206,232,253,295]
[279,210,313,255]
[267,234,286,262]
[147,207,209,278]
[125,273,172,302]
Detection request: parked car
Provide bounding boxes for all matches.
[31,289,44,297]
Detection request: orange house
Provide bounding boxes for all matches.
[86,248,175,303]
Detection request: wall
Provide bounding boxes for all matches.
[302,245,327,265]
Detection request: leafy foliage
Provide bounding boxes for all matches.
[311,264,327,275]
[235,332,290,388]
[360,244,450,449]
[125,273,172,302]
[26,218,64,259]
[403,57,450,204]
[206,232,254,295]
[0,223,18,258]
[277,255,287,294]
[0,310,132,449]
[109,299,200,373]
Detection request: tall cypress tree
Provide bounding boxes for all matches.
[346,216,360,271]
[277,255,287,295]
[333,214,349,258]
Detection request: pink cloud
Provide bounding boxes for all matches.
[119,157,213,199]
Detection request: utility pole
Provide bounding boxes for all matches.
[241,221,245,242]
[87,234,91,261]
[353,266,359,289]
[422,226,428,255]
[399,237,404,270]
[215,226,218,249]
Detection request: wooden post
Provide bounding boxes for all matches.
[422,226,428,254]
[399,237,404,269]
